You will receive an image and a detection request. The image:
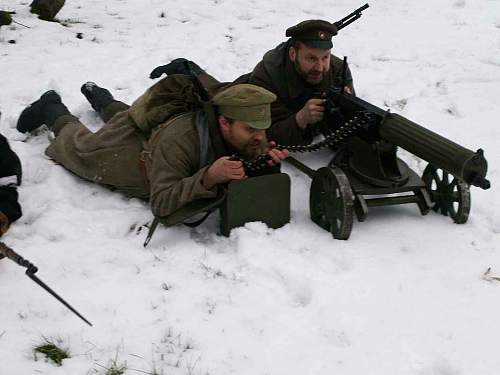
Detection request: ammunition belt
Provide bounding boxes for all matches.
[234,113,371,173]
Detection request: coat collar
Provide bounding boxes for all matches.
[204,102,229,160]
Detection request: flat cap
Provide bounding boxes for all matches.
[286,19,337,49]
[212,84,277,130]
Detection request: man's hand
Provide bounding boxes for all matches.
[203,157,246,189]
[265,142,289,166]
[295,98,325,129]
[344,85,353,95]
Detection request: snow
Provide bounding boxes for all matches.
[0,0,499,374]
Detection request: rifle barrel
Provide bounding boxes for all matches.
[335,3,369,31]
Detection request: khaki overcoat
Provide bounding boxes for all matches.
[45,76,230,224]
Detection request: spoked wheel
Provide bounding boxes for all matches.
[422,164,470,224]
[309,166,354,240]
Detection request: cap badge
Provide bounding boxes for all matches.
[318,31,326,39]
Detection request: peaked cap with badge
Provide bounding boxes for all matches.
[286,19,338,49]
[212,84,277,130]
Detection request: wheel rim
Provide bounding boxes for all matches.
[422,164,470,223]
[310,167,354,239]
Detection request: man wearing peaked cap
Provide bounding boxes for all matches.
[151,18,355,146]
[239,18,355,146]
[16,78,288,228]
[285,19,338,49]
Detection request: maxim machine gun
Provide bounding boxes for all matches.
[234,3,490,240]
[281,80,490,240]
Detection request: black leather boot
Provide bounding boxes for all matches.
[16,90,71,133]
[149,58,205,79]
[80,82,115,114]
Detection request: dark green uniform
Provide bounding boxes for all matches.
[236,41,354,146]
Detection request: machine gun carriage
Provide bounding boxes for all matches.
[275,87,490,240]
[240,86,490,240]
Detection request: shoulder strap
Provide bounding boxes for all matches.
[194,109,210,169]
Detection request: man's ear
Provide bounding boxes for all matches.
[218,115,231,133]
[288,46,297,62]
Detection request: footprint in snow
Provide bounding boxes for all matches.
[275,271,313,307]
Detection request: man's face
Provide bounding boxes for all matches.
[289,43,331,85]
[219,116,267,157]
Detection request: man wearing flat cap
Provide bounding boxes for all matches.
[151,19,355,147]
[16,77,288,225]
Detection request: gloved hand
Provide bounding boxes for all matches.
[0,133,22,185]
[0,186,22,230]
[149,58,205,79]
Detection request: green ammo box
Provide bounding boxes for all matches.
[219,173,291,236]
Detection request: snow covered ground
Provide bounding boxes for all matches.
[0,0,499,374]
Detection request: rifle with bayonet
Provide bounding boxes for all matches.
[0,242,92,326]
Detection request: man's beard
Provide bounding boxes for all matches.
[227,135,264,159]
[294,60,324,85]
[243,139,264,158]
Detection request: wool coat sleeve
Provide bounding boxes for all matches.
[148,122,219,220]
[247,62,313,146]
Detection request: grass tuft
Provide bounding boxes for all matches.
[33,339,70,366]
[104,359,127,375]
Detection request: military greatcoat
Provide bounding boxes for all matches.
[45,76,230,224]
[236,41,354,146]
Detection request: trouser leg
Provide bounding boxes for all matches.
[100,101,130,123]
[45,113,149,199]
